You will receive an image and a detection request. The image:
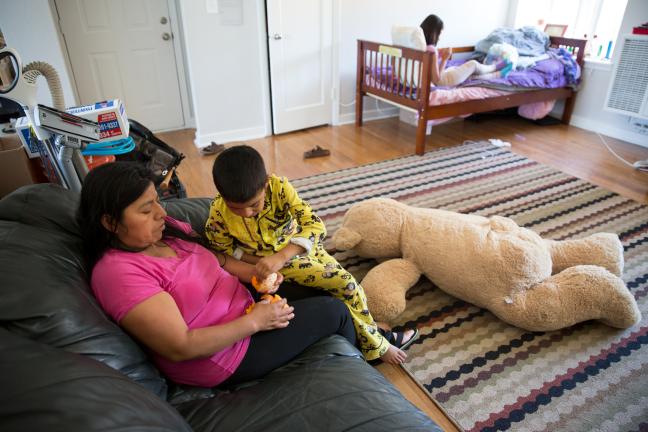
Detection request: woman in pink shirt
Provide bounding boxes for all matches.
[79,162,355,387]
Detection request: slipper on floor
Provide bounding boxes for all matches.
[304,145,330,159]
[201,142,225,156]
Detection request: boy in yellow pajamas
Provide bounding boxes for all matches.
[204,145,418,364]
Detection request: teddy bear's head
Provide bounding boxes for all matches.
[332,198,405,258]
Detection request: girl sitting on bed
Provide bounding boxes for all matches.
[420,14,512,87]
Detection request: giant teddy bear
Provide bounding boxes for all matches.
[332,198,641,331]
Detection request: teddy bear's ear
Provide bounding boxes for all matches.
[333,227,362,250]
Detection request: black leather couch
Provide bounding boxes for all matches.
[0,184,440,432]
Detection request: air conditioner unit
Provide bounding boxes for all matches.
[605,34,648,120]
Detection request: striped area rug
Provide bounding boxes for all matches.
[292,141,648,432]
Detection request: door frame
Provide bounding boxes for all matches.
[264,0,337,134]
[331,0,341,126]
[50,0,194,131]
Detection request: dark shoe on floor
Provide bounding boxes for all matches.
[201,142,226,156]
[304,145,330,159]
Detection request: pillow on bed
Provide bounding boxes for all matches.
[391,26,426,51]
[391,26,426,88]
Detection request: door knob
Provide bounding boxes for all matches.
[272,34,282,40]
[160,17,168,24]
[162,32,171,41]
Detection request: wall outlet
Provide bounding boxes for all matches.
[206,0,219,14]
[629,116,648,136]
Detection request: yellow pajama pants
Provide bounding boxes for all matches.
[280,246,388,361]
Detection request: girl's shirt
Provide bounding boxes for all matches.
[91,217,253,387]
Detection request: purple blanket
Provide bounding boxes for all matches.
[459,48,581,89]
[461,58,566,88]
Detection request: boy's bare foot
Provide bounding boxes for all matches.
[381,344,407,364]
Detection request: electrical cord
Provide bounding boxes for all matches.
[81,136,135,156]
[596,132,648,172]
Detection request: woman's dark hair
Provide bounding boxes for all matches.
[212,145,267,203]
[420,14,444,46]
[78,161,204,268]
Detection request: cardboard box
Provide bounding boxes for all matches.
[15,116,40,158]
[0,134,34,198]
[66,99,129,141]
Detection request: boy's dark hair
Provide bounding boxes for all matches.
[212,145,267,203]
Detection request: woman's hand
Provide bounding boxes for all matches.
[248,299,294,331]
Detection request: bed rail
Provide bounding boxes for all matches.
[355,40,431,115]
[549,36,587,67]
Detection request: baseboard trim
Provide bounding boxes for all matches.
[569,115,648,148]
[338,107,399,125]
[194,126,269,148]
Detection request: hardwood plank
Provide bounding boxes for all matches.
[157,115,648,430]
[376,362,462,431]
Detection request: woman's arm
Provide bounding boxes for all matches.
[239,252,261,265]
[120,292,294,362]
[216,252,256,282]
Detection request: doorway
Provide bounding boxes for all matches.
[266,0,333,134]
[54,0,188,131]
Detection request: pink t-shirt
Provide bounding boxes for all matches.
[91,217,254,387]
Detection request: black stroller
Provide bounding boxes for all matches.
[119,119,187,200]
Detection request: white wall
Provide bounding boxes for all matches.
[0,0,77,108]
[336,0,512,123]
[564,0,648,148]
[178,0,271,147]
[9,1,640,151]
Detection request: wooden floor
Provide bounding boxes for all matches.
[162,116,648,204]
[158,115,648,431]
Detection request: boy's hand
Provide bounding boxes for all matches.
[256,254,287,279]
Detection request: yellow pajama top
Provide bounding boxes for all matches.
[205,175,326,258]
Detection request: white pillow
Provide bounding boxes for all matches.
[390,26,426,88]
[391,26,426,51]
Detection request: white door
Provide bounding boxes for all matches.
[267,0,332,134]
[55,0,184,131]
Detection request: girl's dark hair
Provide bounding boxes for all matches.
[212,145,267,203]
[78,161,204,268]
[420,14,444,46]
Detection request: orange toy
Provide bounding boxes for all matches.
[245,273,286,314]
[251,274,277,293]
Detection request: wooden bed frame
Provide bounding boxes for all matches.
[355,37,586,155]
